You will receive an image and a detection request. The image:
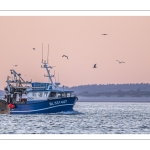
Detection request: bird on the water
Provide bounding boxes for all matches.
[62,55,68,59]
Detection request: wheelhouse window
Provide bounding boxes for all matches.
[32,92,43,98]
[38,92,43,97]
[49,92,56,97]
[58,92,62,98]
[71,92,75,97]
[44,92,48,98]
[66,93,71,97]
[61,92,65,97]
[32,92,36,97]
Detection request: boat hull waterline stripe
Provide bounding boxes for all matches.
[10,104,73,112]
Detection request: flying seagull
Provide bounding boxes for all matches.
[62,55,68,59]
[33,48,35,50]
[13,64,17,67]
[102,34,108,35]
[116,60,125,64]
[93,64,97,68]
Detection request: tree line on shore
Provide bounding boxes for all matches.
[64,83,150,97]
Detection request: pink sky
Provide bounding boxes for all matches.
[0,16,150,89]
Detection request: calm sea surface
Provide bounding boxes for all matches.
[0,101,150,134]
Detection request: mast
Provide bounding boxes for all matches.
[5,69,31,95]
[47,44,49,64]
[58,73,59,82]
[42,43,43,63]
[54,70,56,83]
[41,44,53,84]
[42,62,53,84]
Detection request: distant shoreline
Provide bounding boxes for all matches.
[77,96,150,102]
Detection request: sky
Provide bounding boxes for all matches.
[0,16,150,89]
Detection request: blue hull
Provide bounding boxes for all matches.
[10,97,78,114]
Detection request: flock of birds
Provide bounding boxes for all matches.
[13,34,125,71]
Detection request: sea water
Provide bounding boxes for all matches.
[0,102,150,134]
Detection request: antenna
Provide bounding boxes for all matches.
[54,70,56,83]
[42,43,43,63]
[58,73,59,82]
[47,44,49,64]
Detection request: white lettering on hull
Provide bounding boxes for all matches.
[49,100,67,106]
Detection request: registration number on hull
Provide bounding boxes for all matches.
[49,100,67,106]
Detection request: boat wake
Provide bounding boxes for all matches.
[15,110,83,115]
[51,110,83,115]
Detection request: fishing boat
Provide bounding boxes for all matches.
[0,47,78,114]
